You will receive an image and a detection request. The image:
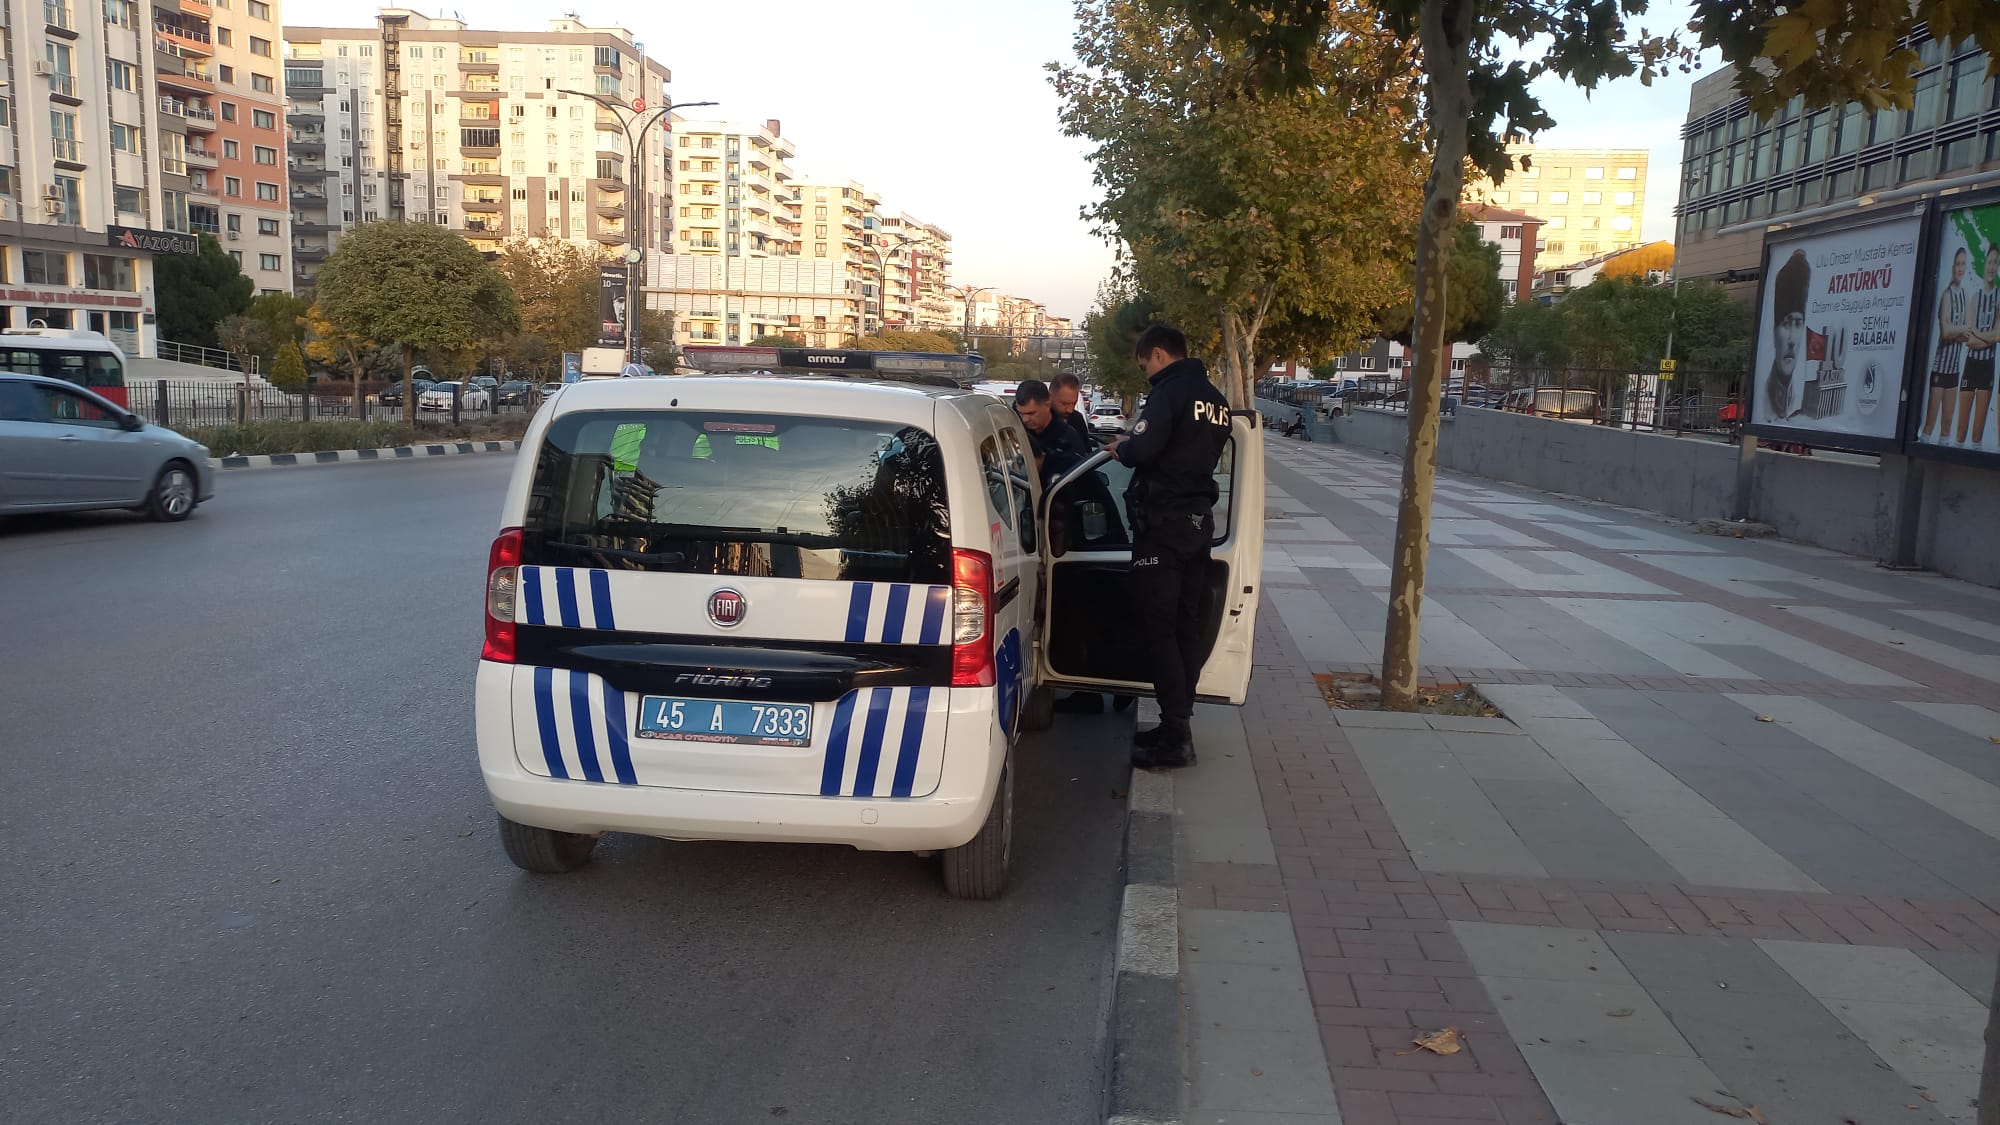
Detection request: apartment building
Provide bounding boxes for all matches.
[1470,144,1647,268]
[651,253,865,348]
[283,10,672,291]
[0,0,293,352]
[1463,203,1543,303]
[666,117,797,263]
[873,211,952,331]
[1674,32,1998,301]
[794,179,877,338]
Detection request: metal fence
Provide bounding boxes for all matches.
[1279,367,1749,438]
[156,340,259,375]
[129,379,543,430]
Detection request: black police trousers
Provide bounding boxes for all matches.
[1130,512,1213,721]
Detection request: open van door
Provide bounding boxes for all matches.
[1034,412,1263,704]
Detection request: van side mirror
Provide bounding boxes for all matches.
[118,412,144,432]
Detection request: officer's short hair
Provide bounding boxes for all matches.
[1134,325,1188,360]
[1051,372,1082,392]
[1014,379,1052,406]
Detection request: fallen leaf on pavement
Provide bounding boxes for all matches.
[1920,1092,1937,1102]
[1396,1027,1463,1055]
[1755,715,1775,723]
[1690,1095,1764,1121]
[1606,1008,1635,1017]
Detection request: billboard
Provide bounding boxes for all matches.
[597,265,628,349]
[562,352,581,384]
[1747,211,1923,450]
[1908,197,2000,456]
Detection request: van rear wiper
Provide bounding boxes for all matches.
[543,541,689,566]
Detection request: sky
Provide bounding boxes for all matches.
[284,0,1722,324]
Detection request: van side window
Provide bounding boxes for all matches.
[996,426,1036,552]
[979,435,1012,529]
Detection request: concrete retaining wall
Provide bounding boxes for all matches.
[1321,406,2000,588]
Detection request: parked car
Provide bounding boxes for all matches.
[495,381,533,407]
[378,379,438,408]
[1499,387,1601,422]
[1088,402,1128,435]
[470,375,500,392]
[0,372,215,521]
[419,381,492,414]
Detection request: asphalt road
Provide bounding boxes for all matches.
[0,455,1129,1125]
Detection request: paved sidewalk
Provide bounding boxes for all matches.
[1177,439,1999,1124]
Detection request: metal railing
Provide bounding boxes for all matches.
[1317,366,1750,437]
[131,378,546,430]
[156,339,260,374]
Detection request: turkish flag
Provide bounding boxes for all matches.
[1806,327,1827,361]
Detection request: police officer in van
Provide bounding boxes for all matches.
[1106,324,1232,769]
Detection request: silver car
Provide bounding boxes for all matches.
[0,372,215,521]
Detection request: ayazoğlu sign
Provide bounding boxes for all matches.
[1748,212,1923,447]
[106,226,199,256]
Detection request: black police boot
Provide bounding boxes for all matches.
[1132,716,1196,770]
[1053,692,1106,715]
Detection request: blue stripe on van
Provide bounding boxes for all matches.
[532,666,567,779]
[850,689,895,798]
[603,683,635,785]
[554,568,581,629]
[588,569,615,630]
[881,584,910,644]
[568,670,603,783]
[819,691,861,796]
[522,566,546,625]
[844,583,873,643]
[918,586,948,645]
[889,686,931,798]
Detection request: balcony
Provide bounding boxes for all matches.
[292,217,338,233]
[290,135,326,155]
[52,137,84,167]
[682,165,721,181]
[289,164,330,180]
[454,172,507,186]
[157,65,214,93]
[179,0,210,13]
[594,200,625,218]
[592,177,625,194]
[457,57,500,74]
[461,198,502,212]
[154,20,213,55]
[290,186,327,203]
[287,109,324,127]
[186,146,219,169]
[594,229,625,245]
[46,71,84,103]
[293,244,328,262]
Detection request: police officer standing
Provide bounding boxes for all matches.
[1107,325,1232,768]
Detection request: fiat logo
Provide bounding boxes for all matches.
[707,588,747,628]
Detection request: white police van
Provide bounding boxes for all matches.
[476,348,1263,897]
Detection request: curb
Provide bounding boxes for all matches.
[211,440,522,471]
[1105,697,1184,1125]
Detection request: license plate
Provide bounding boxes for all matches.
[636,696,813,747]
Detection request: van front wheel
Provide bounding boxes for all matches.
[940,759,1012,899]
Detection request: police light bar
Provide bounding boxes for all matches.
[680,346,985,387]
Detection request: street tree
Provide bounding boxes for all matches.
[246,293,311,366]
[269,341,307,388]
[1476,297,1570,372]
[304,301,375,413]
[635,308,677,370]
[1086,278,1165,405]
[214,315,267,406]
[493,237,602,355]
[1051,0,1424,408]
[314,222,519,422]
[154,236,253,349]
[1158,0,2000,713]
[1377,220,1508,348]
[852,330,961,353]
[1600,242,1677,280]
[748,333,807,347]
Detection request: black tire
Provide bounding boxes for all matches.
[1020,685,1055,732]
[497,813,598,873]
[145,461,198,522]
[940,758,1012,899]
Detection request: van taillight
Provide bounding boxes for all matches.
[483,528,523,663]
[950,548,995,687]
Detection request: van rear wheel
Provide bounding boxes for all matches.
[940,758,1012,899]
[1020,685,1054,732]
[497,813,598,873]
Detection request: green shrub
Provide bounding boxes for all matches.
[185,415,532,457]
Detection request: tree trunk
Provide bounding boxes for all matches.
[352,360,365,423]
[402,343,416,426]
[1980,948,1999,1125]
[1381,0,1475,712]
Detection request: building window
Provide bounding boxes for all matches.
[1615,191,1635,206]
[1489,191,1507,203]
[258,217,279,235]
[462,127,501,147]
[225,176,243,197]
[247,0,268,15]
[1499,224,1522,240]
[1545,216,1565,228]
[23,250,70,284]
[228,250,243,265]
[1550,191,1568,204]
[253,109,275,129]
[82,255,135,291]
[110,123,139,153]
[1618,166,1638,180]
[1580,190,1600,204]
[108,59,135,91]
[1584,166,1604,179]
[254,145,277,165]
[221,102,238,122]
[250,36,272,56]
[113,185,141,215]
[217,27,232,47]
[1519,190,1537,203]
[256,182,279,201]
[259,253,282,270]
[251,73,272,92]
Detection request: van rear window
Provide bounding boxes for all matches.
[522,410,951,584]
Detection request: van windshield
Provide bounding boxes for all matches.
[522,410,951,584]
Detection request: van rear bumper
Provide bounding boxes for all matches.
[480,764,994,851]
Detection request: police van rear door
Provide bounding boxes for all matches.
[1033,412,1263,705]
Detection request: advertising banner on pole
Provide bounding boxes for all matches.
[562,352,582,384]
[597,264,628,349]
[1907,193,2000,460]
[1746,210,1924,452]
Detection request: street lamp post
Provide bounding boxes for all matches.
[868,233,915,337]
[561,89,716,368]
[951,284,994,353]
